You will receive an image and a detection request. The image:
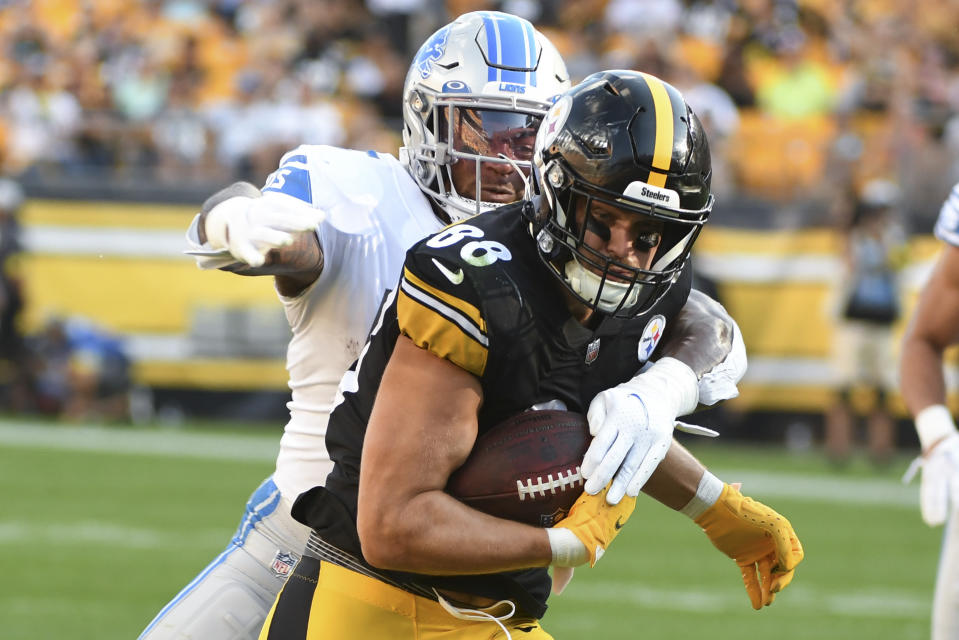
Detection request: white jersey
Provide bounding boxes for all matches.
[187,145,443,501]
[934,182,959,247]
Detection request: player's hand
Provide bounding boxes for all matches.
[204,195,326,267]
[695,483,804,609]
[914,433,959,526]
[549,485,636,567]
[582,357,699,504]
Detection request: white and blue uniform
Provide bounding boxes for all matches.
[138,145,444,640]
[928,181,959,640]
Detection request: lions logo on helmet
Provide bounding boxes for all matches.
[528,70,713,319]
[401,11,570,223]
[414,26,450,79]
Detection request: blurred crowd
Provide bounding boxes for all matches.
[0,0,957,224]
[1,0,959,441]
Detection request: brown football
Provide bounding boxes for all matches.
[447,409,590,527]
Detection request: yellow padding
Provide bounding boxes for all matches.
[134,359,288,390]
[22,200,196,229]
[722,283,836,357]
[22,255,277,333]
[696,227,838,255]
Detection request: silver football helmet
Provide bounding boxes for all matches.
[401,11,570,223]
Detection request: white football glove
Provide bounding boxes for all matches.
[203,194,326,268]
[581,357,701,505]
[903,434,959,526]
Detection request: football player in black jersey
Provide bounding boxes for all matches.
[258,71,803,640]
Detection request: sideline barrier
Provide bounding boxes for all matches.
[23,199,954,412]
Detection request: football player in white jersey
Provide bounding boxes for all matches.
[138,11,747,640]
[901,181,959,640]
[138,12,571,640]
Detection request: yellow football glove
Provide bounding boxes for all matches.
[550,486,636,567]
[694,483,804,609]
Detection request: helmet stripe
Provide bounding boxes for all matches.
[640,73,675,188]
[482,12,537,85]
[482,14,500,82]
[523,18,537,87]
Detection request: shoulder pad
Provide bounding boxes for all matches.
[395,217,523,378]
[262,145,406,208]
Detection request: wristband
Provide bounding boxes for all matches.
[916,404,958,452]
[546,527,588,567]
[679,470,724,520]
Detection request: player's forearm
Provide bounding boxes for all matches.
[218,231,324,278]
[358,490,552,575]
[640,439,705,510]
[197,182,325,281]
[900,333,948,418]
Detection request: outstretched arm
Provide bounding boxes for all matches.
[191,181,325,297]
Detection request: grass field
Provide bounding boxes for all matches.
[0,418,940,639]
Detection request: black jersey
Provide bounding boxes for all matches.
[292,201,692,618]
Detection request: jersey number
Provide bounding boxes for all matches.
[425,224,512,267]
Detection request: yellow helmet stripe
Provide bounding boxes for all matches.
[640,72,674,188]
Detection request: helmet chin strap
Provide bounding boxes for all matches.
[564,259,642,313]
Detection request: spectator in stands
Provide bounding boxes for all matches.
[825,179,908,465]
[27,316,132,423]
[754,34,836,121]
[0,178,28,410]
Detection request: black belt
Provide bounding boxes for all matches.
[304,531,439,601]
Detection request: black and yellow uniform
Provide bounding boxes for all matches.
[275,202,691,635]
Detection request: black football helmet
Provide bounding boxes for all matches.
[526,70,713,318]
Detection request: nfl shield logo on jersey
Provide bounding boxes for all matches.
[638,315,666,363]
[584,338,601,365]
[270,551,298,578]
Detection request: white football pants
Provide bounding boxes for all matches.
[138,476,312,640]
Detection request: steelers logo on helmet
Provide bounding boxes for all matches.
[537,95,572,153]
[528,70,713,319]
[401,11,571,224]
